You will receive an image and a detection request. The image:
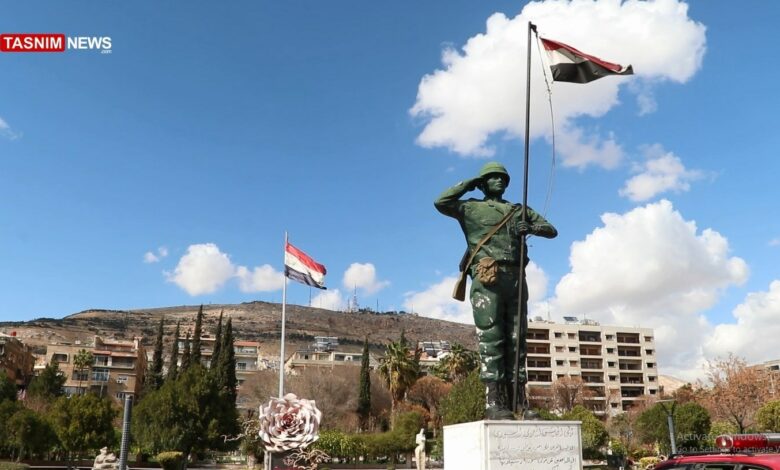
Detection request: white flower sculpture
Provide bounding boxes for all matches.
[258,393,323,453]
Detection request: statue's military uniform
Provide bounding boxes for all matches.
[435,162,556,417]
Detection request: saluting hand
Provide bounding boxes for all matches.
[465,177,483,191]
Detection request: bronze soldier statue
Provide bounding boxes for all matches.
[435,161,557,419]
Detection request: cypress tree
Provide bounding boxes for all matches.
[399,328,409,348]
[357,337,372,430]
[211,310,223,370]
[180,332,192,371]
[148,316,165,390]
[167,321,180,381]
[191,305,203,366]
[217,318,237,402]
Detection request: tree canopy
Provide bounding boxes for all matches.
[50,394,117,460]
[0,370,16,403]
[28,361,66,400]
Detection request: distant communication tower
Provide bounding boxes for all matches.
[347,285,359,312]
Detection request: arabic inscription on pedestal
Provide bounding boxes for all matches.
[487,423,582,470]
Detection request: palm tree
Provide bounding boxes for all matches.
[444,343,478,383]
[73,349,94,395]
[378,340,420,422]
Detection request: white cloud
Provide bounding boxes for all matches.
[0,116,21,140]
[620,144,703,201]
[403,261,550,325]
[769,238,780,247]
[705,281,780,364]
[165,243,291,295]
[143,246,169,264]
[342,262,390,295]
[556,125,624,170]
[410,0,706,167]
[552,200,747,380]
[236,264,285,292]
[312,289,346,311]
[166,243,236,295]
[404,276,474,324]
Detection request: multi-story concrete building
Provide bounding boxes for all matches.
[45,336,147,404]
[171,334,264,387]
[526,318,659,414]
[0,332,35,389]
[417,340,452,374]
[751,358,780,398]
[284,349,377,374]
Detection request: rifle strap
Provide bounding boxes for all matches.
[460,206,519,278]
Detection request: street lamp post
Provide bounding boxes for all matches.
[658,399,677,455]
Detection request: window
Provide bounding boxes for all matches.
[53,353,69,363]
[605,334,614,341]
[649,389,657,395]
[91,368,109,382]
[554,332,563,338]
[556,360,564,366]
[568,346,576,352]
[555,346,565,352]
[606,348,615,354]
[72,370,89,381]
[116,375,128,384]
[115,392,134,403]
[645,349,654,355]
[569,360,578,367]
[94,355,109,366]
[644,336,653,342]
[648,376,656,382]
[236,362,247,370]
[608,361,615,367]
[567,333,576,339]
[608,375,617,381]
[647,362,655,368]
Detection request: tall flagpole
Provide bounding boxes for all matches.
[513,21,536,415]
[278,232,288,397]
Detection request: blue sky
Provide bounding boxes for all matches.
[1,1,779,378]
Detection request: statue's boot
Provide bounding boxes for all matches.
[513,385,541,421]
[485,382,515,420]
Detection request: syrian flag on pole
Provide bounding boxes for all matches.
[541,38,633,83]
[284,242,327,289]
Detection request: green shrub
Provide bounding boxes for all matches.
[157,451,184,470]
[639,456,660,468]
[0,463,30,470]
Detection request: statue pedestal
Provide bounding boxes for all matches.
[443,420,583,470]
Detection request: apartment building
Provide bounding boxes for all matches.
[285,349,376,374]
[417,340,452,374]
[45,336,147,404]
[0,332,35,389]
[526,318,658,414]
[284,336,378,374]
[170,335,269,387]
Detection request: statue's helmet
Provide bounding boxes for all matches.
[478,161,510,183]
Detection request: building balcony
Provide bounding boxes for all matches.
[617,351,641,357]
[110,363,136,369]
[620,379,644,385]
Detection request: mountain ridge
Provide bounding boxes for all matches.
[0,301,477,356]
